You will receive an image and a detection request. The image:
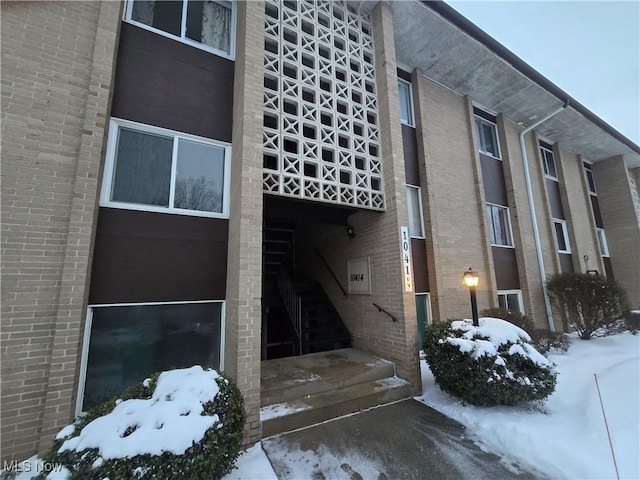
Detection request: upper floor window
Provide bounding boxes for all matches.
[126,0,236,59]
[540,143,557,180]
[553,219,571,253]
[474,116,501,159]
[486,203,513,247]
[583,162,597,195]
[398,80,415,127]
[596,228,609,257]
[406,185,424,238]
[101,119,231,218]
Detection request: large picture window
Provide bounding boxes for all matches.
[486,203,513,247]
[102,119,230,218]
[78,301,224,412]
[475,116,501,159]
[126,0,236,59]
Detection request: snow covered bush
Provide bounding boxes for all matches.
[423,318,557,406]
[480,307,570,354]
[37,366,245,480]
[547,273,630,340]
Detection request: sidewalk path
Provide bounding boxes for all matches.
[262,399,542,480]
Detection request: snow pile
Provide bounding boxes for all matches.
[417,331,640,479]
[59,366,221,459]
[443,317,551,368]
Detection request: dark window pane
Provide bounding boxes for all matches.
[543,150,557,178]
[554,222,567,251]
[482,122,497,157]
[84,302,223,410]
[187,0,232,53]
[112,129,173,207]
[132,1,183,37]
[586,170,597,194]
[174,139,225,213]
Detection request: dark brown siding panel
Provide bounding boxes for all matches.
[480,155,507,206]
[111,23,234,142]
[403,125,420,185]
[603,257,614,279]
[89,208,228,304]
[411,238,429,293]
[591,196,604,228]
[546,179,564,219]
[492,247,520,290]
[559,253,574,274]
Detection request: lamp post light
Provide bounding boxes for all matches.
[463,268,480,327]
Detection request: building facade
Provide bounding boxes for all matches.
[2,0,639,462]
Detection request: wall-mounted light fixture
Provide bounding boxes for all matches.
[462,267,479,327]
[346,225,356,240]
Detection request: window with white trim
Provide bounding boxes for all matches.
[475,116,501,159]
[486,203,513,247]
[553,219,571,253]
[398,79,415,127]
[596,228,609,257]
[125,0,236,59]
[540,144,558,180]
[584,163,597,195]
[78,301,224,412]
[497,290,524,314]
[406,185,424,238]
[102,119,231,218]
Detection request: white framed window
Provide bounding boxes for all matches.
[398,79,415,127]
[497,290,524,314]
[596,228,609,257]
[486,203,514,247]
[101,118,231,219]
[125,0,236,60]
[584,163,597,195]
[77,300,225,414]
[553,219,571,253]
[474,116,501,159]
[406,185,424,238]
[540,144,558,180]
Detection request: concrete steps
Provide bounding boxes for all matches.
[260,348,411,438]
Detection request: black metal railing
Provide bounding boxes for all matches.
[372,303,398,322]
[277,267,302,353]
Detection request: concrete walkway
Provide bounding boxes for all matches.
[262,399,542,480]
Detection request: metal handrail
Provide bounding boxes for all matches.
[277,267,302,353]
[373,303,398,322]
[314,247,348,296]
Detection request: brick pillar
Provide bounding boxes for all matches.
[34,1,122,457]
[225,0,265,445]
[592,156,640,306]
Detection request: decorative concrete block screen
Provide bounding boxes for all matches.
[263,0,384,210]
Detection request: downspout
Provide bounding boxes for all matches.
[518,100,569,332]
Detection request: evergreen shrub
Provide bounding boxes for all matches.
[37,369,246,480]
[423,318,557,406]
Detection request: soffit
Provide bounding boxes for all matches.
[387,0,639,168]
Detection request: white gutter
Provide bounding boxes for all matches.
[518,101,569,332]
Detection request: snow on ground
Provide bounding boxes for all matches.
[416,330,640,479]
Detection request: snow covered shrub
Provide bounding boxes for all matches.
[423,318,557,406]
[481,307,570,354]
[547,273,630,340]
[38,366,246,480]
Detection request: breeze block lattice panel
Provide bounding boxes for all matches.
[263,0,384,210]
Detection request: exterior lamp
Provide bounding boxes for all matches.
[463,268,479,327]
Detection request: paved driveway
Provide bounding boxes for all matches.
[262,399,542,480]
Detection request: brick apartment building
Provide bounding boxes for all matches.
[2,0,639,462]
